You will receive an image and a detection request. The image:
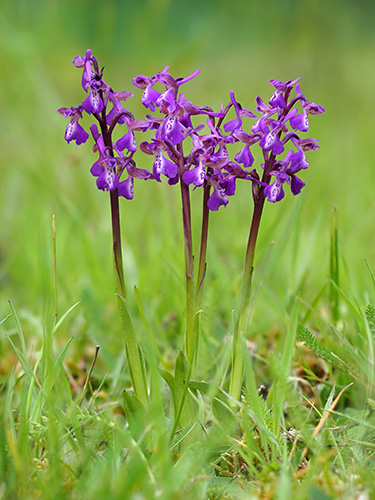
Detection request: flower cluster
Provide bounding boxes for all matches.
[58,50,325,208]
[132,70,264,210]
[57,49,153,199]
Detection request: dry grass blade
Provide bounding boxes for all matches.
[78,345,100,406]
[300,382,353,462]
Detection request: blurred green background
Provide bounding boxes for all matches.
[1,0,375,371]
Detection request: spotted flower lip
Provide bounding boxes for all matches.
[82,83,104,115]
[207,179,229,211]
[57,105,89,145]
[140,139,178,181]
[116,130,137,153]
[93,156,119,192]
[259,124,285,155]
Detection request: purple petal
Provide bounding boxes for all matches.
[162,116,185,145]
[303,102,325,115]
[290,112,309,132]
[224,117,241,133]
[116,130,137,153]
[65,118,89,145]
[72,55,85,68]
[142,87,161,111]
[168,173,179,185]
[182,165,205,187]
[153,153,178,180]
[235,145,254,168]
[132,75,153,89]
[96,166,119,191]
[290,175,305,195]
[207,185,229,211]
[264,180,285,202]
[118,177,134,199]
[90,160,104,177]
[82,89,103,115]
[260,129,284,155]
[288,150,308,172]
[126,166,153,179]
[221,176,236,196]
[269,90,286,109]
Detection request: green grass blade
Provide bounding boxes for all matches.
[8,301,27,356]
[52,301,81,334]
[329,205,339,322]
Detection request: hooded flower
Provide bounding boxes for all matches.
[57,105,89,145]
[140,139,178,182]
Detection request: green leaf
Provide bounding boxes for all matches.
[123,389,145,440]
[52,301,81,334]
[117,293,148,406]
[188,380,235,427]
[174,350,195,429]
[329,205,339,322]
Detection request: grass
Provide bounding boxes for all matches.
[1,0,375,498]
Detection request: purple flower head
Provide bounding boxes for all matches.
[268,78,300,110]
[264,153,307,203]
[140,139,178,182]
[182,156,206,187]
[73,49,93,90]
[116,130,137,153]
[106,91,133,126]
[224,90,256,134]
[94,156,119,192]
[82,79,104,115]
[132,74,161,112]
[259,122,284,155]
[292,137,320,152]
[116,159,153,199]
[57,105,89,145]
[264,171,289,202]
[289,85,325,132]
[207,179,229,211]
[118,177,134,199]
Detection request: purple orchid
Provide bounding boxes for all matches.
[224,90,256,135]
[140,139,178,182]
[58,50,155,199]
[57,105,89,145]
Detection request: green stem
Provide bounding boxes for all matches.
[109,189,148,406]
[196,181,211,303]
[229,196,265,401]
[229,153,275,401]
[178,145,196,374]
[98,112,147,405]
[192,181,211,371]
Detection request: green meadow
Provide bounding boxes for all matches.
[1,1,375,498]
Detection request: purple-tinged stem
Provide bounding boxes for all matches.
[196,180,211,301]
[229,154,276,401]
[192,180,211,369]
[98,111,148,405]
[178,144,196,373]
[109,188,127,299]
